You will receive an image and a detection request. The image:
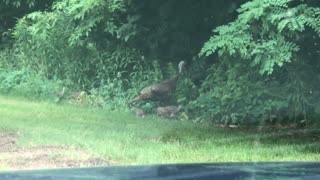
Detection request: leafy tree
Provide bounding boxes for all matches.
[12,0,129,85]
[9,0,166,107]
[0,0,53,46]
[200,0,320,74]
[191,0,320,125]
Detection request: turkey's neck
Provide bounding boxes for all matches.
[164,73,180,85]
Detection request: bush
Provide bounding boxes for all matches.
[186,57,320,125]
[0,69,66,100]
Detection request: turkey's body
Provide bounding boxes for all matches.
[128,61,185,105]
[128,75,178,105]
[129,61,185,105]
[134,108,145,118]
[156,105,182,118]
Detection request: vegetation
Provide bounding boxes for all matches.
[196,0,320,124]
[1,96,319,167]
[0,0,320,125]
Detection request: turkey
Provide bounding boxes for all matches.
[71,90,87,104]
[54,87,67,103]
[134,108,146,118]
[156,105,182,119]
[128,61,185,105]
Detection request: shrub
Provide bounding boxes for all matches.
[0,69,66,100]
[187,57,320,125]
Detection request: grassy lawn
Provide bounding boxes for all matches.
[0,95,319,167]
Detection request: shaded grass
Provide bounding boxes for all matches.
[0,95,319,166]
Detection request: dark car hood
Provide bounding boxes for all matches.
[0,162,320,180]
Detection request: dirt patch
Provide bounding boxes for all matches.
[0,131,113,170]
[0,131,17,152]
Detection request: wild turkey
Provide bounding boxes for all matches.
[54,87,67,103]
[128,61,185,105]
[156,105,182,119]
[71,90,87,104]
[134,108,145,118]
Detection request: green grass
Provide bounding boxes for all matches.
[0,95,319,165]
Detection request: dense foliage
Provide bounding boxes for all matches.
[200,0,320,74]
[192,0,320,125]
[0,0,319,125]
